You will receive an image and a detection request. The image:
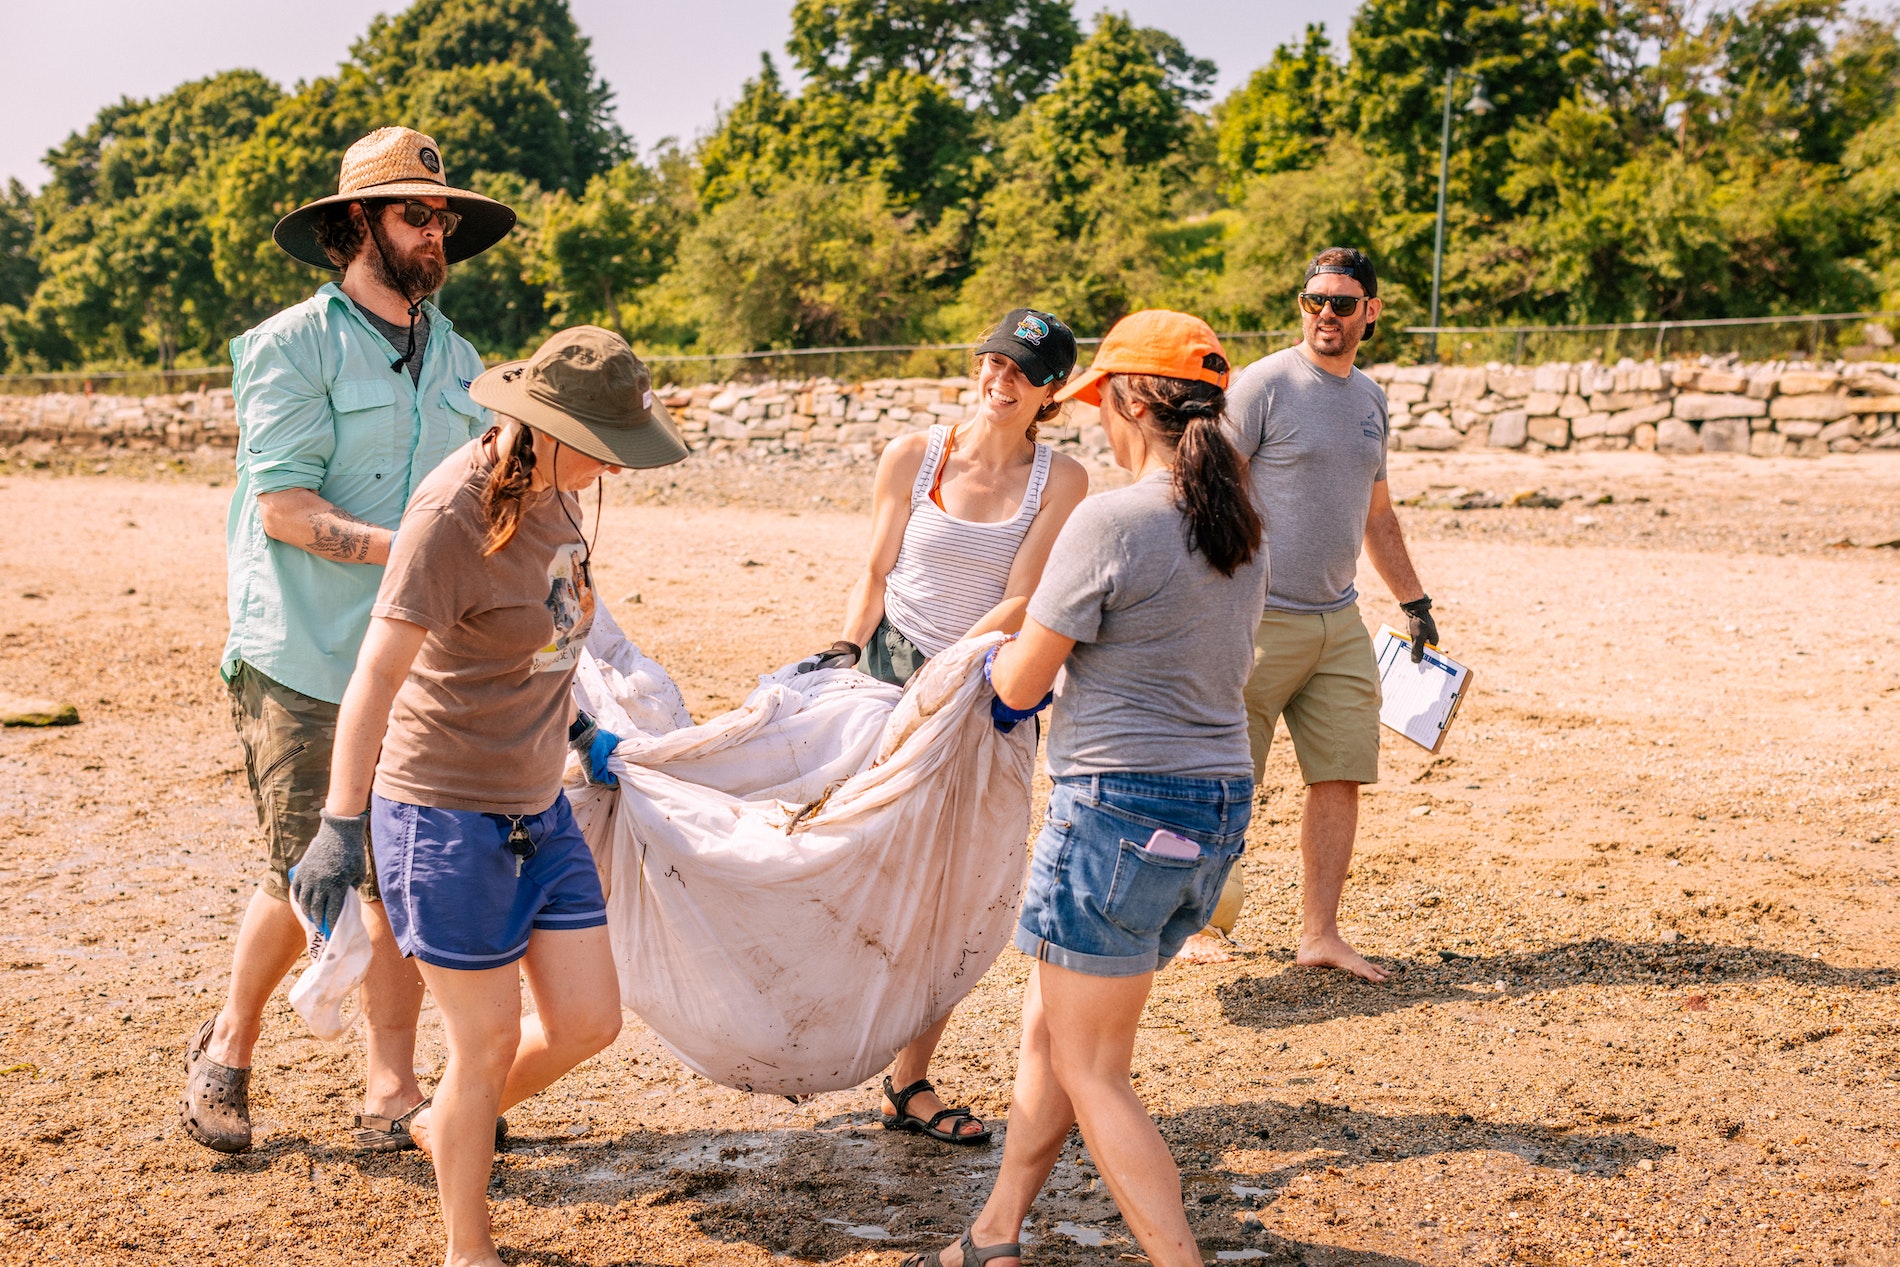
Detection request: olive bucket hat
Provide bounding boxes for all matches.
[272,126,517,270]
[471,326,689,470]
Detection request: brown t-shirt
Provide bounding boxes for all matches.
[371,439,596,814]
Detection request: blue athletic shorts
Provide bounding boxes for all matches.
[1014,773,1250,978]
[371,792,608,971]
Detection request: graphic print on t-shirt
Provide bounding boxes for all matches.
[531,541,596,673]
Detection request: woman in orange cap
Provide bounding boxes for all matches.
[904,311,1266,1267]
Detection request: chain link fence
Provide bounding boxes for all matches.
[1398,311,1900,367]
[4,314,1895,395]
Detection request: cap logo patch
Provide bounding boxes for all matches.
[1015,314,1049,345]
[642,389,655,411]
[418,147,441,174]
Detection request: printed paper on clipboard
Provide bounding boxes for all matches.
[1374,624,1474,753]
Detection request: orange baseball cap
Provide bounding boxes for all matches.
[1055,309,1230,406]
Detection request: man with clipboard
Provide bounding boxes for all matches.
[1193,247,1439,983]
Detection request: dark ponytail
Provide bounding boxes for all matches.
[1103,374,1262,577]
[478,422,537,555]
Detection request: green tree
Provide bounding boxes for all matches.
[675,176,951,350]
[533,149,697,334]
[1031,11,1215,174]
[788,0,1079,119]
[0,180,37,313]
[350,0,626,189]
[28,70,284,367]
[696,55,981,221]
[1214,24,1343,196]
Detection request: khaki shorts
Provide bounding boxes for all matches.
[226,662,380,902]
[1243,604,1382,787]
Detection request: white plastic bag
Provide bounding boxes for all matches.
[287,889,374,1042]
[568,630,1035,1096]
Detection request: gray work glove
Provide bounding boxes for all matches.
[290,810,367,938]
[1400,596,1438,664]
[795,640,861,674]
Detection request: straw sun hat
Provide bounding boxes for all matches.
[272,126,517,271]
[471,326,689,471]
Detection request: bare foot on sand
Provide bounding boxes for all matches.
[1296,931,1388,982]
[1173,933,1235,965]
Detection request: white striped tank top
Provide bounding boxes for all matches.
[883,425,1054,657]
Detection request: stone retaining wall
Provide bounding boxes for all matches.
[5,354,1897,463]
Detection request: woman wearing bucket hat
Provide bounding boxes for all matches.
[796,308,1089,1146]
[903,311,1265,1267]
[311,326,685,1265]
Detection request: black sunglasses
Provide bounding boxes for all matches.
[377,199,462,237]
[1298,292,1369,317]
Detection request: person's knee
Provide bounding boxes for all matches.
[558,997,622,1059]
[450,1021,522,1082]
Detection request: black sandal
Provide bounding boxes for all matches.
[902,1228,1021,1267]
[880,1075,993,1146]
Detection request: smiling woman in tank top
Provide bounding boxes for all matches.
[796,308,1089,1144]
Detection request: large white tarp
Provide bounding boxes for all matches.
[566,608,1036,1095]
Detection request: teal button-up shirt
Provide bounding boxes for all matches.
[221,283,491,704]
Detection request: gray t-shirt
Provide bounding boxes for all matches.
[1027,472,1269,779]
[352,299,432,386]
[1226,346,1388,614]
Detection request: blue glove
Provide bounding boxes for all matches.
[984,644,1052,734]
[290,811,367,938]
[567,712,621,788]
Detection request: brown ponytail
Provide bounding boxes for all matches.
[1103,375,1262,576]
[479,423,537,555]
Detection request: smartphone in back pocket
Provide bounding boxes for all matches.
[1141,828,1202,860]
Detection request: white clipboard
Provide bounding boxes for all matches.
[1374,624,1474,754]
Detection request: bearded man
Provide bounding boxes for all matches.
[182,128,516,1154]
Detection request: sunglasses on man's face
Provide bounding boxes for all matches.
[382,199,462,236]
[1298,292,1369,317]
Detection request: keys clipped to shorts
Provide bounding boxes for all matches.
[505,816,536,876]
[1142,828,1202,860]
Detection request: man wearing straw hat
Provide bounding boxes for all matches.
[183,127,517,1155]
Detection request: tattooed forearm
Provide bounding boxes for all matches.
[307,509,377,561]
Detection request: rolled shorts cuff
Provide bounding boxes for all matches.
[1013,926,1159,978]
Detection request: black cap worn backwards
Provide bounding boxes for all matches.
[1304,248,1378,297]
[974,309,1077,388]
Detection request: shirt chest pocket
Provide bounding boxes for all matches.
[439,383,487,444]
[327,377,402,475]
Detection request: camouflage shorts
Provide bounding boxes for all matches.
[226,662,380,902]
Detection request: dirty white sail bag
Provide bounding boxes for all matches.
[567,607,1036,1096]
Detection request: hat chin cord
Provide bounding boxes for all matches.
[363,212,424,374]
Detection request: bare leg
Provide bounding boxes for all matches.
[1295,780,1386,982]
[411,959,518,1267]
[360,898,426,1119]
[951,962,1200,1267]
[884,1010,986,1138]
[410,926,621,1151]
[205,890,305,1067]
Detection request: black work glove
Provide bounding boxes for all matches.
[1400,596,1438,663]
[290,810,367,938]
[794,640,861,674]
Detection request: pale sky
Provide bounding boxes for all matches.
[2,0,1360,190]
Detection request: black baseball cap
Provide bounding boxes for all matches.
[1304,248,1378,296]
[974,309,1077,388]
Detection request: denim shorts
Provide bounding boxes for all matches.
[371,792,608,971]
[1014,773,1251,977]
